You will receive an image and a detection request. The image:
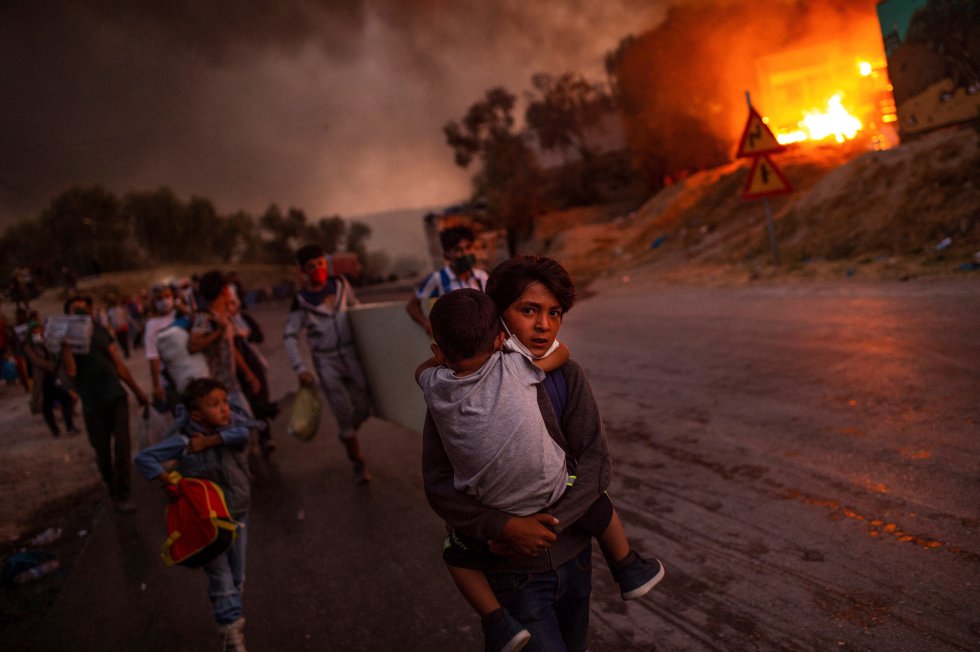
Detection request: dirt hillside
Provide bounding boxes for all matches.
[533,127,980,285]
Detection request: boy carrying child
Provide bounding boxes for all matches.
[135,378,254,652]
[416,289,664,652]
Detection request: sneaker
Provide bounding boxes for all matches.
[483,611,530,652]
[615,554,665,601]
[352,461,372,484]
[113,499,137,514]
[219,617,247,652]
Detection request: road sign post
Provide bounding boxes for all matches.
[738,92,792,265]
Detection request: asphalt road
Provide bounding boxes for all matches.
[4,277,979,651]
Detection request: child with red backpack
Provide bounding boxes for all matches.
[135,378,254,652]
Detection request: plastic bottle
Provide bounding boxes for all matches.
[29,527,63,546]
[13,560,60,584]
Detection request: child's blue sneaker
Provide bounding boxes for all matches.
[483,610,530,652]
[616,554,665,600]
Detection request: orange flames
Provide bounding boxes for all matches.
[756,53,897,149]
[772,93,863,145]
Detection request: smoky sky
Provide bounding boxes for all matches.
[0,0,669,224]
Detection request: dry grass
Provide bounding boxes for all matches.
[536,127,980,285]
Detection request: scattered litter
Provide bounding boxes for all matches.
[957,262,979,272]
[296,510,306,521]
[77,529,88,538]
[845,268,856,277]
[935,237,952,251]
[30,527,63,546]
[650,236,667,249]
[141,582,147,592]
[622,275,631,284]
[2,550,60,586]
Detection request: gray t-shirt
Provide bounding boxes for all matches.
[419,351,567,516]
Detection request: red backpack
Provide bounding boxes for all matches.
[161,473,237,568]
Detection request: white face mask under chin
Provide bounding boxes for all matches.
[501,320,560,360]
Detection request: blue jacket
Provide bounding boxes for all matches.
[135,407,261,517]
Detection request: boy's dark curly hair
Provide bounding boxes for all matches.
[182,377,228,412]
[429,289,500,363]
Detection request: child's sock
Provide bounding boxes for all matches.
[481,607,506,627]
[611,549,639,570]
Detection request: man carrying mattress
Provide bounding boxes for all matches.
[283,244,371,484]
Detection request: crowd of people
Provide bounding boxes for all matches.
[6,227,664,651]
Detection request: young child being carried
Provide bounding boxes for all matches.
[415,289,664,652]
[135,378,254,652]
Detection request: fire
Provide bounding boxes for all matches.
[773,94,863,145]
[756,46,895,149]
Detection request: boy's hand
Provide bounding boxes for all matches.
[298,371,316,386]
[187,432,211,453]
[498,513,559,557]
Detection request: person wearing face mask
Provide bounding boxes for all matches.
[23,321,77,438]
[406,225,489,337]
[284,244,372,483]
[60,296,150,513]
[143,284,180,413]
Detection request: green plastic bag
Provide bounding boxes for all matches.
[288,385,322,441]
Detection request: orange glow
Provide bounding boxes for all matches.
[753,35,895,150]
[774,94,863,145]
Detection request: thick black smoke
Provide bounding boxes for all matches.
[0,0,667,224]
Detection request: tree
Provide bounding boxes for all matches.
[123,187,185,261]
[444,87,545,253]
[525,72,615,204]
[305,215,346,253]
[259,205,309,263]
[38,185,135,274]
[525,72,614,164]
[346,220,372,263]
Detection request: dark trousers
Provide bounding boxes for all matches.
[83,397,131,500]
[41,377,75,435]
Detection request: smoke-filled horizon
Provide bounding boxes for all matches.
[0,0,669,225]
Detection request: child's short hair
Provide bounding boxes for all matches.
[182,377,227,412]
[439,226,475,253]
[63,295,93,314]
[429,289,499,363]
[198,270,227,303]
[296,244,325,268]
[486,256,576,315]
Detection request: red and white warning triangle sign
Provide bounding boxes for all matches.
[742,154,793,199]
[736,106,784,157]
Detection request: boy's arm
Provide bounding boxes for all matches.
[541,361,612,532]
[282,306,310,379]
[187,316,225,354]
[232,344,261,393]
[405,296,432,336]
[532,340,568,373]
[108,342,149,407]
[60,342,76,378]
[134,434,189,480]
[414,357,439,385]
